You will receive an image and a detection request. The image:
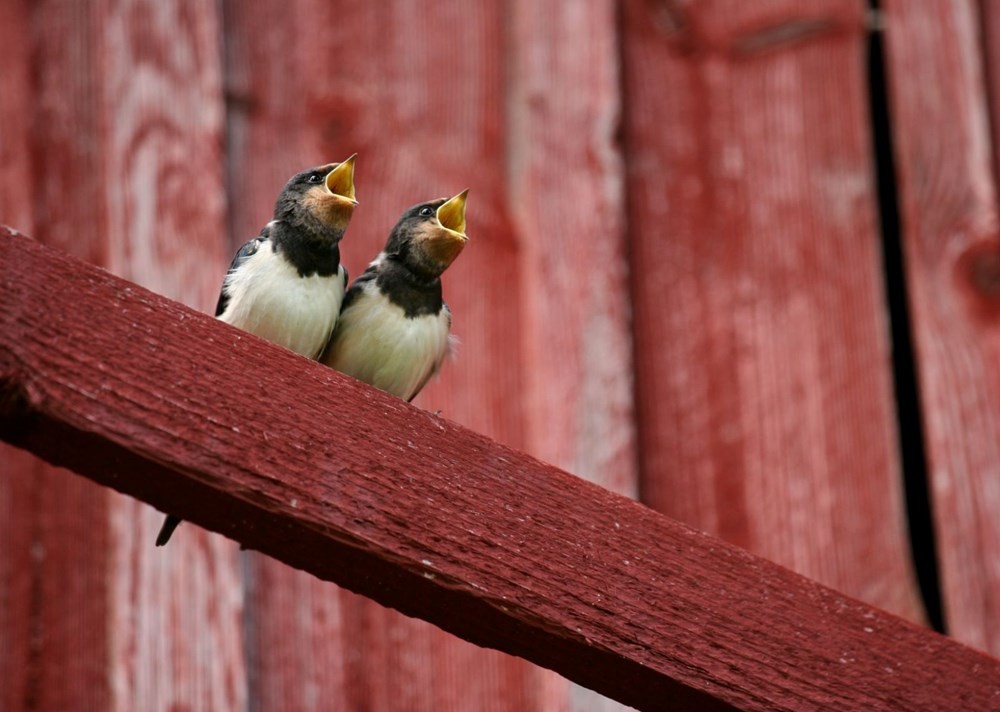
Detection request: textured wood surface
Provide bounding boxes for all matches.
[6,0,1000,708]
[0,3,37,709]
[19,9,118,706]
[99,6,246,712]
[4,230,1000,712]
[622,0,924,621]
[224,4,359,709]
[881,0,1000,654]
[0,3,245,711]
[223,2,563,709]
[508,0,636,497]
[1,3,112,710]
[508,3,637,708]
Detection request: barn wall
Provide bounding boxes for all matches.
[881,0,1000,653]
[1,0,998,710]
[622,0,924,623]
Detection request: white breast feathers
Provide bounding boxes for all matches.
[323,280,451,401]
[218,245,346,359]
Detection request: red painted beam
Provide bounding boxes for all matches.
[1,228,998,711]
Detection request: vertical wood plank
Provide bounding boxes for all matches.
[100,0,228,312]
[0,449,39,712]
[0,1,36,705]
[224,4,355,709]
[11,3,115,709]
[225,2,556,709]
[0,0,33,233]
[98,2,246,709]
[508,2,636,709]
[5,2,245,711]
[509,0,637,497]
[622,0,924,620]
[882,0,1000,654]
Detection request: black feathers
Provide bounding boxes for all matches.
[215,235,263,316]
[340,260,445,320]
[375,259,445,318]
[155,515,181,547]
[275,221,342,278]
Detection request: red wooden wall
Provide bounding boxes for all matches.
[1,0,998,710]
[882,0,1000,654]
[623,0,922,620]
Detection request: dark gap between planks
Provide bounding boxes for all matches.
[867,0,945,634]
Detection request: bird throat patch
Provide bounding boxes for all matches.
[414,223,467,271]
[303,187,355,230]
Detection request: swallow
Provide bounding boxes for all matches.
[156,156,358,547]
[319,190,469,402]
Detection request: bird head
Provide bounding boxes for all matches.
[276,155,358,233]
[385,190,469,278]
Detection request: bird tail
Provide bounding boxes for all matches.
[155,514,182,546]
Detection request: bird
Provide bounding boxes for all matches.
[319,190,469,402]
[155,155,359,547]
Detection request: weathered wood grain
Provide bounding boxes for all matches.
[1,3,115,710]
[0,447,40,712]
[622,0,924,621]
[224,2,551,709]
[99,6,245,712]
[91,0,248,712]
[222,7,357,706]
[882,0,1000,654]
[0,0,33,233]
[509,0,636,498]
[508,3,637,708]
[0,3,244,711]
[4,230,1000,712]
[0,3,36,708]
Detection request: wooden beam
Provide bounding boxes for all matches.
[1,228,998,711]
[223,2,551,706]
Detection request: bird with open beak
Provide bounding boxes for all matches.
[319,190,469,402]
[156,155,358,547]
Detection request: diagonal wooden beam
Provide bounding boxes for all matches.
[1,227,997,711]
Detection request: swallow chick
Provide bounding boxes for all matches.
[215,156,358,358]
[319,190,469,402]
[156,156,359,547]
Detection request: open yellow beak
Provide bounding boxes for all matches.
[325,154,358,204]
[436,189,468,238]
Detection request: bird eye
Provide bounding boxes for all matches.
[419,207,435,217]
[307,173,324,184]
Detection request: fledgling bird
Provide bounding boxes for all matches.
[155,156,359,547]
[319,190,469,402]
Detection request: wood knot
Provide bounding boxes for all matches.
[956,241,1000,323]
[646,0,705,54]
[969,250,1000,297]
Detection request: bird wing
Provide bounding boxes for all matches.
[338,266,376,313]
[215,229,269,317]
